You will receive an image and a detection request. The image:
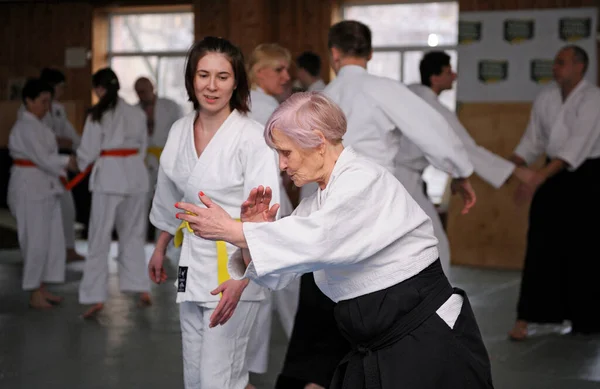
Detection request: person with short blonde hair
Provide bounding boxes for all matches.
[176,91,494,389]
[248,43,291,89]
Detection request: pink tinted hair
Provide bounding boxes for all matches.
[264,91,346,149]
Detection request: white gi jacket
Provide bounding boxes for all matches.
[323,65,473,178]
[230,147,440,302]
[77,98,149,194]
[18,101,81,148]
[515,80,600,170]
[150,109,281,304]
[249,87,279,126]
[307,79,327,92]
[7,111,69,204]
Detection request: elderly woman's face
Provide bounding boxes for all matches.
[272,128,323,187]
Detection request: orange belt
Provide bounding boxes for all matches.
[13,159,70,186]
[13,148,138,191]
[12,159,37,167]
[100,148,138,157]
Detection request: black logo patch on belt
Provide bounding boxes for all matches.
[178,266,188,292]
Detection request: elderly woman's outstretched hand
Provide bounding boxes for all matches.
[175,191,237,242]
[241,185,280,223]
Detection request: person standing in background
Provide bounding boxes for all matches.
[508,45,600,340]
[324,20,476,276]
[403,51,534,273]
[77,68,151,319]
[8,78,78,309]
[39,68,85,262]
[134,77,183,242]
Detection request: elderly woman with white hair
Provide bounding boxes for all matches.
[176,92,494,389]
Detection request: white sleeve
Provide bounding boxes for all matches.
[227,248,301,290]
[514,99,546,165]
[18,125,69,177]
[369,80,474,178]
[149,165,183,234]
[555,93,600,170]
[237,166,428,281]
[76,115,103,170]
[438,105,515,188]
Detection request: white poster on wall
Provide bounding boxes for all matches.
[457,7,597,102]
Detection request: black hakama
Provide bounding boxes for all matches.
[331,259,494,389]
[275,273,351,389]
[517,157,600,334]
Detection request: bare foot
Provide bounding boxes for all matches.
[66,248,85,263]
[82,303,104,319]
[29,290,53,310]
[305,384,326,389]
[245,384,256,389]
[40,287,63,305]
[138,292,152,307]
[508,320,528,341]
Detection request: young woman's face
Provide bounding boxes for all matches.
[194,52,236,115]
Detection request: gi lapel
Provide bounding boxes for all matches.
[547,80,587,157]
[183,109,242,197]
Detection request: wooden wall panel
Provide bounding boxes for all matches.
[447,103,538,270]
[0,3,93,107]
[228,0,271,56]
[194,0,229,43]
[192,0,334,81]
[0,1,93,139]
[272,0,334,82]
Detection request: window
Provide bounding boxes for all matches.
[343,2,459,204]
[108,11,194,114]
[343,2,458,110]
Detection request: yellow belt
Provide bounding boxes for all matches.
[146,146,163,161]
[174,212,240,285]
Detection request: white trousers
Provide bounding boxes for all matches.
[79,192,149,304]
[395,166,450,275]
[247,278,300,373]
[11,194,65,290]
[60,190,76,249]
[180,301,259,389]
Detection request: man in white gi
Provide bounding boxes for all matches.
[404,51,536,269]
[323,21,476,275]
[508,45,600,340]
